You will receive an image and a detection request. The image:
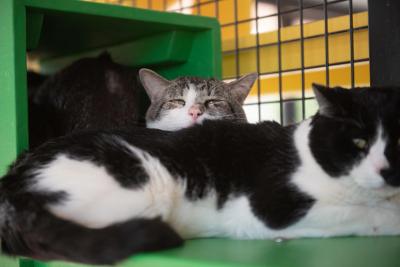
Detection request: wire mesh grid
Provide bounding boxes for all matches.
[87,0,369,125]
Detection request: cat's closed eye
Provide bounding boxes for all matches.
[206,99,226,108]
[164,99,185,109]
[353,138,368,150]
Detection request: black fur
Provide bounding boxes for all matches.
[28,53,143,149]
[1,207,182,265]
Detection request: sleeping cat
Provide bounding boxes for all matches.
[139,69,256,131]
[1,85,400,264]
[28,54,255,147]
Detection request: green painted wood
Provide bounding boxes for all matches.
[19,259,38,267]
[24,0,219,61]
[26,237,400,267]
[39,30,195,74]
[0,255,20,267]
[24,0,221,78]
[0,0,220,173]
[0,2,28,266]
[0,0,29,174]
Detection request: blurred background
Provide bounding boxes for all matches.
[59,0,370,124]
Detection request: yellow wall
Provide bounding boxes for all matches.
[86,0,370,101]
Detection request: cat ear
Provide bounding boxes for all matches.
[228,73,258,104]
[312,83,350,117]
[139,69,172,102]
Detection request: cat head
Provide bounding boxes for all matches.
[139,69,257,131]
[309,84,400,192]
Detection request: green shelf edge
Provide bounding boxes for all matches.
[39,30,196,73]
[19,237,400,267]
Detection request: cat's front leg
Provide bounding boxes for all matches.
[290,203,400,238]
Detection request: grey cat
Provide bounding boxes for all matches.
[139,69,257,131]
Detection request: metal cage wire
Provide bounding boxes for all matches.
[88,0,370,125]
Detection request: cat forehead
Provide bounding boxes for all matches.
[341,88,400,120]
[175,77,225,91]
[316,88,400,136]
[350,88,400,107]
[165,77,227,97]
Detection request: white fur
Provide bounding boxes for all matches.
[32,144,183,228]
[170,192,272,239]
[147,84,209,131]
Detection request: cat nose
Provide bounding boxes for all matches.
[373,159,389,173]
[188,105,203,120]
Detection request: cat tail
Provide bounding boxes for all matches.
[1,205,183,265]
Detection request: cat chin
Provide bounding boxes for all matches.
[147,115,213,131]
[353,175,386,190]
[147,119,198,131]
[349,175,400,199]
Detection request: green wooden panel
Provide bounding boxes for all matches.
[0,255,20,267]
[0,0,221,173]
[38,30,195,74]
[24,0,220,60]
[24,237,400,267]
[0,1,28,265]
[0,0,29,174]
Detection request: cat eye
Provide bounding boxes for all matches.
[353,138,368,150]
[165,99,185,109]
[206,99,225,107]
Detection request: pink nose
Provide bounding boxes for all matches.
[188,105,203,120]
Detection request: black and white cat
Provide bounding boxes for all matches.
[1,85,400,264]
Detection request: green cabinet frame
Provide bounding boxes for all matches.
[1,1,400,267]
[0,0,221,175]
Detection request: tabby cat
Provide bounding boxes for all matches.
[2,85,399,264]
[139,69,256,130]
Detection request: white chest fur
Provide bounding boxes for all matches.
[169,193,273,239]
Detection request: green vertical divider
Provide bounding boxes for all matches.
[0,0,29,175]
[0,0,27,263]
[0,0,28,263]
[0,3,28,266]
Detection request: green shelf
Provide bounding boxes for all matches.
[0,0,221,174]
[20,237,400,267]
